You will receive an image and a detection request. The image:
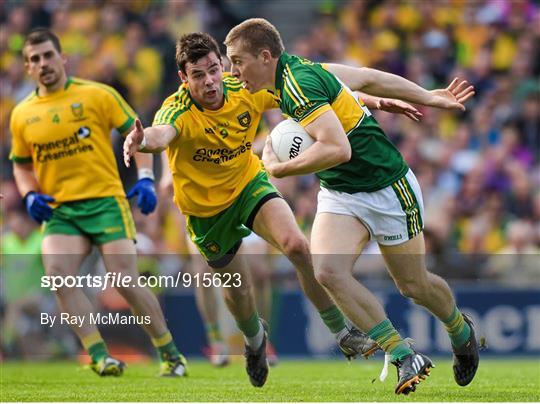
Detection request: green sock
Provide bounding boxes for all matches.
[151,332,181,362]
[319,305,347,334]
[206,323,223,344]
[443,305,471,348]
[82,331,108,363]
[368,319,413,362]
[88,342,108,363]
[236,312,261,338]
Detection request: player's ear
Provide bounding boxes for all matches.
[178,70,187,83]
[260,49,272,63]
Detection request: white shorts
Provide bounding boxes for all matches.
[316,169,424,246]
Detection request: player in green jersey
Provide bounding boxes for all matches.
[225,18,479,395]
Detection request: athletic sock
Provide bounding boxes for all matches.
[206,322,223,344]
[151,331,181,362]
[319,305,347,335]
[82,331,108,363]
[368,319,413,362]
[237,312,263,350]
[443,305,471,348]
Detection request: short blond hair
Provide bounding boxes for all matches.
[224,18,284,57]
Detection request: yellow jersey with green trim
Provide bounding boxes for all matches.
[275,53,409,193]
[153,74,278,217]
[9,77,135,203]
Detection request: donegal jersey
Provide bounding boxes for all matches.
[275,53,408,193]
[10,77,135,203]
[153,74,278,217]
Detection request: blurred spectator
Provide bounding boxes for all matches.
[486,220,540,285]
[1,205,48,357]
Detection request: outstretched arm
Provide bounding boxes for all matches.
[123,119,177,167]
[327,64,474,110]
[358,91,423,122]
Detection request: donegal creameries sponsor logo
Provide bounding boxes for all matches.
[193,139,252,164]
[34,130,94,163]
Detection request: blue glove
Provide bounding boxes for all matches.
[126,178,157,215]
[23,191,55,223]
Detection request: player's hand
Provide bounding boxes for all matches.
[262,136,283,177]
[23,191,55,223]
[124,119,145,167]
[429,78,475,111]
[127,178,157,215]
[377,99,423,122]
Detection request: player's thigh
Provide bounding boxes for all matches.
[251,197,307,252]
[378,232,428,285]
[240,233,271,281]
[99,238,138,277]
[42,234,92,277]
[311,212,370,274]
[212,246,253,292]
[186,237,213,275]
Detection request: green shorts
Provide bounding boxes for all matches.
[44,196,136,245]
[186,171,281,264]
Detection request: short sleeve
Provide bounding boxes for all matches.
[9,107,33,163]
[152,99,185,136]
[100,84,136,134]
[252,90,279,113]
[281,68,333,127]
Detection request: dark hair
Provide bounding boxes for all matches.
[176,33,221,74]
[224,18,284,58]
[23,28,62,59]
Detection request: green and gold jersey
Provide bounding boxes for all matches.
[10,77,135,203]
[275,53,408,193]
[153,74,278,217]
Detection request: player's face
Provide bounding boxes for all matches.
[24,41,66,89]
[227,42,271,93]
[180,52,224,110]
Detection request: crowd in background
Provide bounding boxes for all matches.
[1,0,539,358]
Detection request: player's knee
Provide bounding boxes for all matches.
[44,265,74,296]
[314,264,343,290]
[396,280,427,301]
[224,280,251,302]
[280,234,309,260]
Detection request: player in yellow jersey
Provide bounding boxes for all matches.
[9,29,187,378]
[123,32,445,387]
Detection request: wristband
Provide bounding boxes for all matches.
[23,190,37,204]
[138,135,147,151]
[138,168,155,180]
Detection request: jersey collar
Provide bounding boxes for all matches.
[274,52,291,92]
[34,76,73,97]
[185,82,228,112]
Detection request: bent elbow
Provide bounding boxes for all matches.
[336,144,352,164]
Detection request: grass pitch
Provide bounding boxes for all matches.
[1,358,538,402]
